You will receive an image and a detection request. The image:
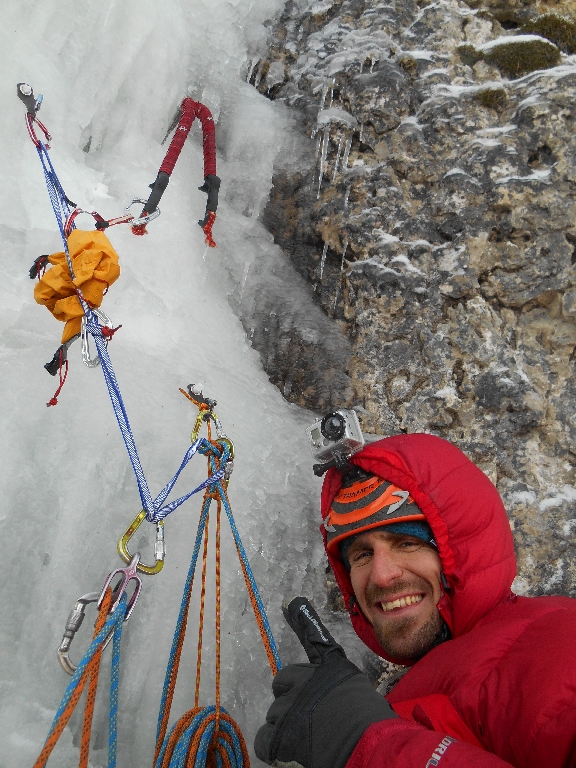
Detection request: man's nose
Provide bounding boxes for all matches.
[370,548,404,586]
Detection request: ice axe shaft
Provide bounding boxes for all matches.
[282,595,346,665]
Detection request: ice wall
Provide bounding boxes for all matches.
[0,2,366,765]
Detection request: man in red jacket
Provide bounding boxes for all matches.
[255,433,576,767]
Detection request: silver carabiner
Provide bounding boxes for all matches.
[81,308,114,368]
[125,198,161,227]
[57,592,100,675]
[57,554,142,676]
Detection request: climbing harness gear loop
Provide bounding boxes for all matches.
[118,510,165,576]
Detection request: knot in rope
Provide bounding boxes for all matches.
[101,324,122,339]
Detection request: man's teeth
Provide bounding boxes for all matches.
[380,594,423,612]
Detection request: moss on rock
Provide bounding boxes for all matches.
[460,36,561,77]
[483,36,560,76]
[522,13,576,54]
[475,86,508,111]
[457,44,484,67]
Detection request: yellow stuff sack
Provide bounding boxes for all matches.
[34,229,120,343]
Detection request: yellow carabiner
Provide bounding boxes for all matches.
[118,510,165,576]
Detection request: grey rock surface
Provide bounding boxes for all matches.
[242,0,576,604]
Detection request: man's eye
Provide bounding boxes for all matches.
[398,539,422,550]
[350,550,371,565]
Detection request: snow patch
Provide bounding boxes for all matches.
[539,485,576,512]
[478,34,558,53]
[509,490,537,505]
[316,107,358,128]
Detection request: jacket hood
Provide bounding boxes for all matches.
[320,433,516,666]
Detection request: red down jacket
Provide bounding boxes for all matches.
[321,434,576,768]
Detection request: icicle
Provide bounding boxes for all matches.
[255,63,264,88]
[328,79,335,108]
[317,126,330,199]
[359,122,364,143]
[246,59,256,83]
[332,240,348,312]
[319,82,329,110]
[239,261,250,305]
[344,185,350,208]
[360,61,364,74]
[315,132,322,158]
[332,133,344,181]
[370,57,375,73]
[342,133,352,170]
[319,242,328,281]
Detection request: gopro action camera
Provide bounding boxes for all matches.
[306,409,364,476]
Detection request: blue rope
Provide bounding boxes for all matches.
[35,143,76,278]
[156,706,245,768]
[156,494,212,749]
[108,605,125,768]
[46,596,127,740]
[217,480,281,671]
[32,140,228,526]
[155,475,280,767]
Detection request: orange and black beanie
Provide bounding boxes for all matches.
[324,467,434,562]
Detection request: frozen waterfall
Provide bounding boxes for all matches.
[0,1,368,765]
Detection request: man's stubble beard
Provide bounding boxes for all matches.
[367,578,443,661]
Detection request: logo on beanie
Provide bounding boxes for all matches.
[324,475,426,553]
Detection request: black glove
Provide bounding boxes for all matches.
[255,597,397,768]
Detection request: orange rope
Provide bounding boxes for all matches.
[156,708,249,768]
[153,541,199,767]
[215,496,222,732]
[33,588,113,768]
[195,517,210,708]
[219,483,279,676]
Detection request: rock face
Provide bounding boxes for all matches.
[244,0,576,603]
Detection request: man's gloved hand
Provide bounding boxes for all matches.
[255,597,397,768]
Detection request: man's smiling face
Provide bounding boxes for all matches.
[347,528,444,661]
